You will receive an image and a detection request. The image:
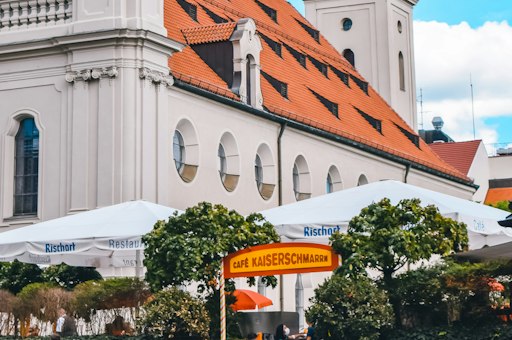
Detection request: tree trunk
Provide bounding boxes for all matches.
[382,269,401,328]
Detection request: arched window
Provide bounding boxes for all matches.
[14,118,39,216]
[255,143,275,200]
[399,52,405,91]
[357,174,368,186]
[292,155,311,201]
[326,165,342,193]
[218,132,240,192]
[343,49,355,67]
[173,131,185,173]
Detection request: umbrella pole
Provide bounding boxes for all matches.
[220,259,226,340]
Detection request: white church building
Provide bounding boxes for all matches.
[0,0,478,316]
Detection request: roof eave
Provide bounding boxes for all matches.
[173,79,477,190]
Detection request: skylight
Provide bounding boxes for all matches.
[200,4,228,24]
[329,66,349,86]
[308,55,328,77]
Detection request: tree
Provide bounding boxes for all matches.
[143,202,280,293]
[488,200,512,213]
[331,198,468,327]
[42,264,102,289]
[307,274,394,340]
[143,202,280,339]
[0,260,43,294]
[138,287,210,339]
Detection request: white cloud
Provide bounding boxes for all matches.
[414,20,512,145]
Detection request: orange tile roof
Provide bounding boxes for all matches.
[182,22,237,44]
[485,188,512,205]
[164,0,471,183]
[429,140,482,175]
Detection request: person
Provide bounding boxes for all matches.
[275,323,292,340]
[56,308,77,337]
[305,319,315,340]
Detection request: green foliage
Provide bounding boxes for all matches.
[306,274,394,340]
[331,198,468,280]
[42,264,102,289]
[488,201,512,213]
[384,322,512,340]
[0,260,43,294]
[138,287,210,339]
[14,282,72,322]
[143,202,280,293]
[73,278,151,321]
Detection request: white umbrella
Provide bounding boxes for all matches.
[260,180,512,250]
[0,200,180,268]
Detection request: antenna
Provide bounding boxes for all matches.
[417,88,425,130]
[470,74,476,139]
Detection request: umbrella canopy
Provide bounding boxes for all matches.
[230,289,273,311]
[259,180,512,250]
[0,200,181,267]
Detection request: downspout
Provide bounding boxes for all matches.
[277,122,287,312]
[404,163,411,183]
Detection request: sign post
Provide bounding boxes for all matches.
[220,243,339,339]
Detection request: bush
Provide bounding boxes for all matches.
[306,274,394,340]
[14,282,72,322]
[138,287,210,339]
[73,278,151,322]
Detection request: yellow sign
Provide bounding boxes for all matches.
[223,243,339,278]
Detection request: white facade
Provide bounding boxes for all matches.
[0,0,479,320]
[467,142,491,203]
[304,0,418,128]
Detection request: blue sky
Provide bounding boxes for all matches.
[288,0,512,151]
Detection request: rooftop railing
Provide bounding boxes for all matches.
[0,0,72,32]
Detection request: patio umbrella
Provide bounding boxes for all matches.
[0,200,181,268]
[230,289,273,311]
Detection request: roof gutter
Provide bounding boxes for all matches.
[173,80,478,190]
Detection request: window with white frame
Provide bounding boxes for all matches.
[292,155,311,201]
[255,143,275,200]
[14,118,39,216]
[218,132,240,192]
[173,119,199,183]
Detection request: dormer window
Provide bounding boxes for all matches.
[308,55,328,77]
[355,107,382,134]
[261,71,288,98]
[259,33,282,57]
[296,19,320,43]
[350,74,369,95]
[177,0,197,22]
[255,0,277,23]
[310,89,338,118]
[329,66,349,86]
[200,4,228,24]
[284,44,307,68]
[394,123,420,148]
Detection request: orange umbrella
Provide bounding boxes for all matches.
[230,289,273,311]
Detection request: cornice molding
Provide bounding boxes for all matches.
[139,67,174,87]
[65,66,119,83]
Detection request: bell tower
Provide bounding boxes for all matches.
[304,0,419,129]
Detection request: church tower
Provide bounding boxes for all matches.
[304,0,418,129]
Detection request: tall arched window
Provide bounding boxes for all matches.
[14,118,39,215]
[343,49,355,67]
[399,52,405,91]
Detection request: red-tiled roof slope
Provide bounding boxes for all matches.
[429,140,482,175]
[485,188,512,205]
[164,0,470,182]
[182,22,237,44]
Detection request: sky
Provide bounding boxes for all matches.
[288,0,512,153]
